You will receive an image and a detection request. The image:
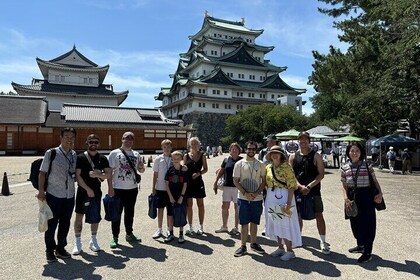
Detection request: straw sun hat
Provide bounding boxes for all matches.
[266,145,287,162]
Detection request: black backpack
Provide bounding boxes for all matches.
[29,149,56,190]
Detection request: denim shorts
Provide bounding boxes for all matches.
[238,199,263,225]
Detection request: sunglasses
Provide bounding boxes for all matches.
[88,141,99,145]
[124,136,134,140]
[247,148,256,151]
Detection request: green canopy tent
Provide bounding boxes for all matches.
[335,135,364,142]
[275,129,300,140]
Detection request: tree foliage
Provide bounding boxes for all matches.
[222,104,309,146]
[309,0,420,138]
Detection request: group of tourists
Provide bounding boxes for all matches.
[36,128,384,265]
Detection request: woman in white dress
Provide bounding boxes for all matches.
[264,146,302,261]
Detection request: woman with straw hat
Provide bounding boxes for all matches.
[264,146,302,261]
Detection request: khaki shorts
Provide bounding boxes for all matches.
[222,187,238,203]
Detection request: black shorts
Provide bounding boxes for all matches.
[185,178,206,199]
[156,190,170,209]
[75,186,102,214]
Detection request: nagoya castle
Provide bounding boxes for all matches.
[156,12,305,147]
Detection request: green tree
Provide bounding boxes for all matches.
[309,0,420,138]
[222,104,309,146]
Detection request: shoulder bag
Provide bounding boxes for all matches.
[366,163,386,211]
[120,149,141,184]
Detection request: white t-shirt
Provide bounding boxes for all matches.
[153,154,172,191]
[108,148,142,190]
[233,158,266,201]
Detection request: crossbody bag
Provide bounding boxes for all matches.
[119,148,141,184]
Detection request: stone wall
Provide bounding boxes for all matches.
[183,112,230,149]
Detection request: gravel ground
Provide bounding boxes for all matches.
[0,154,419,280]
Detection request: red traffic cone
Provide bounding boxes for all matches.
[1,172,12,196]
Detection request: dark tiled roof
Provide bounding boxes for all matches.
[12,82,128,97]
[0,96,48,124]
[49,45,98,67]
[201,68,239,86]
[218,45,264,67]
[48,104,186,129]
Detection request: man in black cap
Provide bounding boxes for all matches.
[289,131,330,255]
[258,134,278,164]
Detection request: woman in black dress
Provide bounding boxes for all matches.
[183,137,208,235]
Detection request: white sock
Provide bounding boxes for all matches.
[320,235,326,244]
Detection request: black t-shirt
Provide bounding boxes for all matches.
[76,152,110,191]
[292,150,321,196]
[165,166,188,200]
[221,156,243,187]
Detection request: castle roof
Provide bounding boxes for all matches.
[36,45,109,84]
[189,16,263,41]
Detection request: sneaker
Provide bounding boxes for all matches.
[55,248,71,259]
[348,245,364,254]
[110,238,118,249]
[72,239,82,255]
[234,245,247,257]
[89,237,101,252]
[126,233,142,243]
[357,253,372,263]
[46,251,57,263]
[215,226,229,233]
[270,247,285,257]
[250,243,265,254]
[321,242,331,255]
[196,226,204,235]
[280,251,296,261]
[178,234,185,244]
[229,227,240,236]
[185,225,195,236]
[164,234,175,243]
[152,229,164,239]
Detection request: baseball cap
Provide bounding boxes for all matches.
[123,131,135,139]
[298,131,310,140]
[265,134,277,142]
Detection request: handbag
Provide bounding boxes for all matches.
[296,194,315,220]
[345,197,358,217]
[217,177,225,190]
[120,149,141,184]
[148,193,158,219]
[103,194,121,222]
[85,197,102,224]
[38,200,54,233]
[366,163,386,211]
[172,203,187,227]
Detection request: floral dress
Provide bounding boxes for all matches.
[264,162,302,247]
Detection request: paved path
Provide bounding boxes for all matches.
[0,155,419,279]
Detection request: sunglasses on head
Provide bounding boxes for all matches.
[88,140,99,145]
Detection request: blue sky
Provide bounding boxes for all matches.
[0,0,347,115]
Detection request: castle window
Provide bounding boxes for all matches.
[224,90,227,95]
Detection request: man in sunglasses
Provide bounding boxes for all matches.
[72,134,111,255]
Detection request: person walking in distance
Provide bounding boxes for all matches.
[289,131,330,255]
[72,134,111,255]
[108,131,145,248]
[37,127,77,263]
[386,146,397,174]
[232,141,267,257]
